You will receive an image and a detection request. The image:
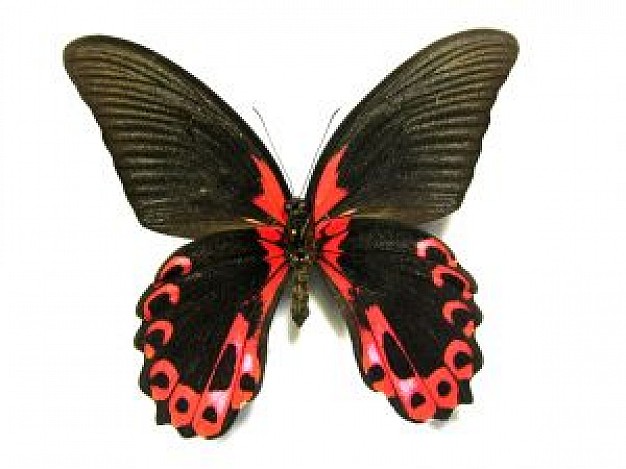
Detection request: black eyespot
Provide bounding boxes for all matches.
[202,406,218,423]
[150,372,169,389]
[437,381,452,397]
[366,365,385,383]
[175,398,189,413]
[411,393,425,408]
[454,352,472,368]
[239,374,256,392]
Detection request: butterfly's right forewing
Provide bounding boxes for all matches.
[306,29,518,226]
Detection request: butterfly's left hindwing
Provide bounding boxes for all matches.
[316,217,482,422]
[134,228,288,438]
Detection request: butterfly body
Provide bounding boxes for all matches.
[284,197,315,326]
[64,29,517,438]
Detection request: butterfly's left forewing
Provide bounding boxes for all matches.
[135,227,288,438]
[316,217,482,421]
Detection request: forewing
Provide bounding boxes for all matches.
[315,217,481,422]
[64,36,290,238]
[135,226,288,438]
[307,29,517,224]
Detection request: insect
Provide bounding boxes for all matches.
[64,29,518,438]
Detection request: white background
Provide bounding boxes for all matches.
[1,1,625,468]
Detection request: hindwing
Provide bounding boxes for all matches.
[316,217,482,422]
[134,227,288,437]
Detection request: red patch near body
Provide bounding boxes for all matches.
[251,155,288,224]
[313,146,348,222]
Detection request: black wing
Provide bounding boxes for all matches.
[135,226,288,438]
[315,217,481,422]
[306,29,518,225]
[64,35,290,238]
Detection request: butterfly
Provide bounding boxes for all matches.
[64,28,518,438]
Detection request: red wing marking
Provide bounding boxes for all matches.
[190,262,289,437]
[318,260,354,302]
[250,155,288,224]
[158,255,192,280]
[259,264,288,314]
[362,305,438,421]
[317,227,478,421]
[416,238,458,268]
[313,145,348,222]
[144,320,174,359]
[414,236,477,396]
[258,240,285,276]
[256,225,284,242]
[169,384,200,427]
[142,283,180,321]
[146,320,174,344]
[424,367,458,410]
[442,300,476,338]
[432,265,473,300]
[315,214,350,240]
[149,359,179,401]
[444,340,474,381]
[319,233,348,271]
[317,215,353,299]
[192,313,248,437]
[140,236,288,438]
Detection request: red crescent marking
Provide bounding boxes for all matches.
[442,300,470,325]
[143,344,155,359]
[158,255,192,280]
[142,283,180,321]
[441,300,476,337]
[425,367,458,410]
[432,266,473,300]
[463,321,476,337]
[251,155,287,224]
[169,384,200,428]
[146,320,174,345]
[313,146,348,222]
[149,359,179,401]
[444,340,474,381]
[415,238,457,268]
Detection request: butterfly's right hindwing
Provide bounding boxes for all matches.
[316,218,482,422]
[134,227,288,438]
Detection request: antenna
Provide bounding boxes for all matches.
[252,107,293,193]
[300,107,341,197]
